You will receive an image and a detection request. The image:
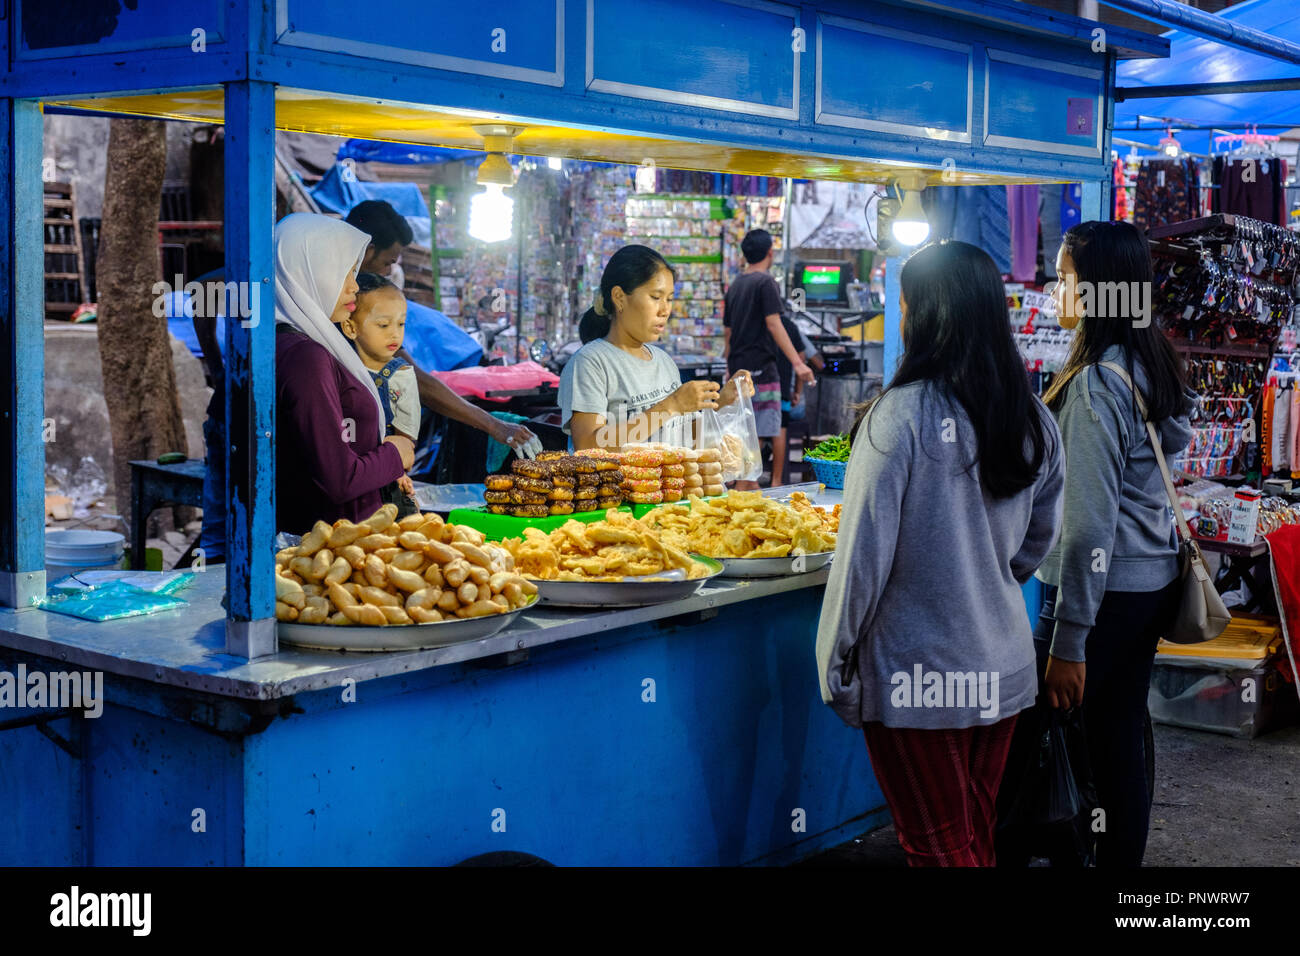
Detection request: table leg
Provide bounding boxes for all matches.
[131,473,146,571]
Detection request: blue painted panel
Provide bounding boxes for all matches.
[244,595,884,865]
[985,51,1102,156]
[0,721,82,865]
[83,705,243,865]
[818,18,970,139]
[16,0,224,59]
[588,0,798,117]
[223,81,277,629]
[0,100,46,599]
[277,0,562,84]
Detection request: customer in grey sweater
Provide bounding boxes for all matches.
[1014,221,1192,869]
[816,241,1064,867]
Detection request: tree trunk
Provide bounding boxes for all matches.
[96,118,188,521]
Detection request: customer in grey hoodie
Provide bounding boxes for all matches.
[1014,220,1193,869]
[816,241,1064,867]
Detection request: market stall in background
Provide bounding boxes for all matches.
[1,0,1172,864]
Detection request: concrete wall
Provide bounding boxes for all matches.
[44,324,210,504]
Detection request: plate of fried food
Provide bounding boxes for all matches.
[274,504,539,651]
[500,508,723,607]
[639,491,839,578]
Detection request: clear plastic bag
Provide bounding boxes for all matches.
[701,387,763,482]
[39,579,190,622]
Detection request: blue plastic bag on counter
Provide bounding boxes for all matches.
[39,579,191,622]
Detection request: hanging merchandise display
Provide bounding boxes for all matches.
[921,185,1011,274]
[1149,214,1300,479]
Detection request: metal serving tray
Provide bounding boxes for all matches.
[716,551,834,579]
[535,556,724,608]
[278,598,535,652]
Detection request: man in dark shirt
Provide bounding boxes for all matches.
[724,229,815,489]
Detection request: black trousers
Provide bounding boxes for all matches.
[1035,580,1180,868]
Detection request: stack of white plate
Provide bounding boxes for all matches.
[45,529,125,573]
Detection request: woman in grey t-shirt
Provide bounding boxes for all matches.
[560,244,751,450]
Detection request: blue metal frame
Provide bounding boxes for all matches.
[0,99,45,611]
[4,0,1137,644]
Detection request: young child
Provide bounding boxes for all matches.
[340,272,421,516]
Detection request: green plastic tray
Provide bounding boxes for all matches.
[448,506,633,541]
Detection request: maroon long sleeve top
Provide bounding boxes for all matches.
[276,325,405,534]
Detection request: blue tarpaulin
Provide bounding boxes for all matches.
[1116,0,1300,144]
[310,164,433,246]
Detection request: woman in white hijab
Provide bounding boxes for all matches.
[273,213,414,533]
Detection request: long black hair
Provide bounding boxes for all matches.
[1042,220,1188,420]
[578,244,677,343]
[859,240,1051,499]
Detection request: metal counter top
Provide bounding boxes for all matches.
[0,566,829,701]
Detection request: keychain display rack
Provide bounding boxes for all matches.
[1149,214,1300,479]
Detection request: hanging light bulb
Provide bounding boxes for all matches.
[547,156,562,170]
[890,173,930,247]
[469,182,513,243]
[1159,129,1182,158]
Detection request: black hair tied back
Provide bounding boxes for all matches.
[578,244,676,343]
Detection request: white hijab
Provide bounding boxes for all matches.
[273,213,386,442]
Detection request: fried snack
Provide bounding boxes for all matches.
[594,459,621,473]
[547,458,576,478]
[697,448,721,464]
[327,520,365,549]
[629,490,664,504]
[640,491,837,560]
[623,448,664,468]
[485,474,515,491]
[573,499,599,512]
[537,451,568,461]
[697,461,723,477]
[500,510,708,582]
[549,502,575,516]
[575,473,598,489]
[597,496,623,510]
[657,447,685,465]
[663,490,683,503]
[597,483,623,498]
[574,486,598,500]
[484,490,511,504]
[682,461,700,477]
[274,505,534,626]
[510,504,550,518]
[603,469,625,484]
[514,475,553,494]
[622,465,662,482]
[487,504,511,515]
[570,456,598,474]
[662,463,686,479]
[548,487,575,501]
[661,477,686,491]
[512,459,550,479]
[509,488,550,505]
[623,478,661,494]
[702,484,727,497]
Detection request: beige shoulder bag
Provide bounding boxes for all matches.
[1099,362,1230,644]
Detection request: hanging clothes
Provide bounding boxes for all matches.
[1290,388,1300,480]
[1214,156,1284,226]
[1274,382,1291,473]
[1262,383,1275,476]
[922,186,1012,274]
[1113,157,1130,222]
[1007,185,1040,282]
[1133,158,1195,231]
[1040,184,1064,280]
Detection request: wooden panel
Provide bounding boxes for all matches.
[984,49,1103,157]
[816,13,971,143]
[276,0,564,86]
[586,0,799,119]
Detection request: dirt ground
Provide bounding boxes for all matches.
[800,722,1300,867]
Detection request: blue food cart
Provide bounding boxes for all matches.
[0,0,1164,865]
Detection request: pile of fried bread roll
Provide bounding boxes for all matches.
[274,504,538,625]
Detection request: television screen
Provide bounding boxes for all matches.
[801,264,843,301]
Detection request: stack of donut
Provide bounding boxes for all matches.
[621,446,669,505]
[694,447,726,497]
[482,452,624,518]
